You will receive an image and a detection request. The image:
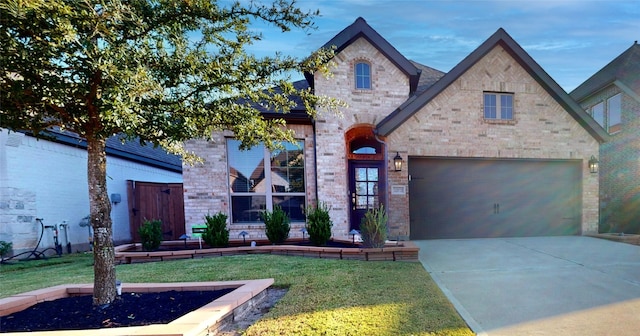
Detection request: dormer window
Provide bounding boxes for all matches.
[355,62,371,89]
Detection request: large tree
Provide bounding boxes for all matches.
[0,0,337,306]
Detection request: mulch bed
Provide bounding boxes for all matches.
[0,289,234,333]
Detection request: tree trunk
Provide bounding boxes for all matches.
[87,137,116,306]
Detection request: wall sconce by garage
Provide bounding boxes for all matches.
[588,155,599,174]
[393,152,403,171]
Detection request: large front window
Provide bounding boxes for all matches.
[228,140,305,223]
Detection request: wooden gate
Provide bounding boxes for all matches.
[127,180,185,242]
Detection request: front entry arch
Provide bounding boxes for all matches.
[345,126,386,231]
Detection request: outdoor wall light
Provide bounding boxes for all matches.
[589,155,599,174]
[393,152,403,171]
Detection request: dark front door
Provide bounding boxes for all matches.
[349,161,386,231]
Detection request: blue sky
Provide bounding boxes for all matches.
[242,0,639,92]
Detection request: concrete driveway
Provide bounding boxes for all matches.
[415,236,640,335]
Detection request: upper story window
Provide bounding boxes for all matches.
[355,62,371,89]
[607,93,622,133]
[590,93,622,134]
[591,102,604,128]
[484,92,513,120]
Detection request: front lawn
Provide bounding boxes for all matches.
[0,254,472,336]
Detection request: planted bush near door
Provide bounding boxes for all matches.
[360,205,388,248]
[202,212,229,247]
[138,219,163,251]
[263,205,290,244]
[305,202,333,246]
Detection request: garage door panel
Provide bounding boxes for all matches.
[409,158,581,239]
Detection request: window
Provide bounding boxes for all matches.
[228,140,305,223]
[590,94,622,134]
[484,93,513,120]
[355,62,371,89]
[354,167,379,210]
[607,93,622,133]
[590,102,604,128]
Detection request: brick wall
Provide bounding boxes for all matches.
[314,37,411,238]
[577,84,640,233]
[387,45,600,235]
[183,40,602,240]
[183,125,316,240]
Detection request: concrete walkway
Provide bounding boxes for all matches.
[415,236,640,335]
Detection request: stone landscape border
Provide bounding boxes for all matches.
[0,279,273,336]
[114,239,420,264]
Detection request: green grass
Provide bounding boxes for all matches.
[0,254,473,336]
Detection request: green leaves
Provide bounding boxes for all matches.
[1,0,340,148]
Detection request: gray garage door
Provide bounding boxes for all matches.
[409,158,582,239]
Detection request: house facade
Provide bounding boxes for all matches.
[183,18,606,241]
[571,42,640,233]
[0,129,182,256]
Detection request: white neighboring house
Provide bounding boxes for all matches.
[0,128,182,257]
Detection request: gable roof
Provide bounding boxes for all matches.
[570,41,640,102]
[376,28,608,143]
[304,17,422,94]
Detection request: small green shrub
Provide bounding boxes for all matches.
[360,205,388,248]
[138,219,163,251]
[305,202,333,246]
[202,212,229,247]
[263,205,290,244]
[0,240,12,260]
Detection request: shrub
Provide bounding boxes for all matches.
[138,219,163,251]
[263,205,290,244]
[202,212,229,247]
[305,202,333,246]
[360,205,388,248]
[0,240,12,261]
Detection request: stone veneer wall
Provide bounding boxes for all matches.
[313,37,411,238]
[577,84,640,233]
[386,45,600,235]
[182,124,316,240]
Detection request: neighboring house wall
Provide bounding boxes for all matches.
[314,37,411,237]
[183,124,316,240]
[577,84,640,232]
[386,45,600,234]
[0,129,182,255]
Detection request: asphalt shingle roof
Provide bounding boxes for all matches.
[43,129,182,172]
[570,41,640,101]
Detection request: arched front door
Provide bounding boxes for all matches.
[346,126,386,231]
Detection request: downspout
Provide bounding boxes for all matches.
[312,119,319,205]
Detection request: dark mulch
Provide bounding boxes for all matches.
[0,289,234,333]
